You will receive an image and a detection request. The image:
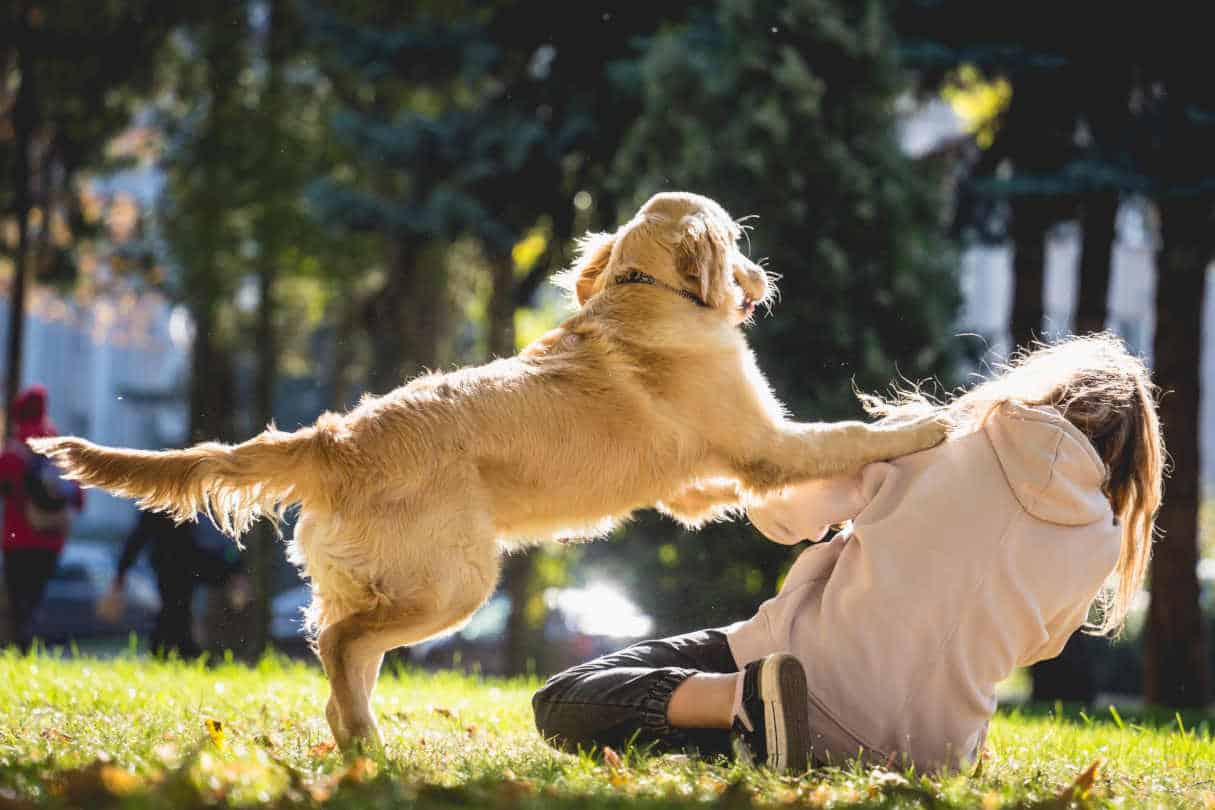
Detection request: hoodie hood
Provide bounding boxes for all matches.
[10,385,57,442]
[983,401,1112,526]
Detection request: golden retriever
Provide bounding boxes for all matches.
[30,192,945,748]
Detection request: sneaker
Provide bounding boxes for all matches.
[732,653,811,772]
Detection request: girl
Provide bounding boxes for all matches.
[532,334,1163,773]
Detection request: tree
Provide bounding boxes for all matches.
[897,2,1215,706]
[592,0,960,633]
[1137,18,1215,706]
[157,0,356,656]
[301,1,693,671]
[0,1,183,433]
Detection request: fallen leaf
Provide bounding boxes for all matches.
[341,756,378,784]
[204,718,225,749]
[1057,758,1104,803]
[39,728,72,743]
[55,761,143,805]
[309,740,337,758]
[602,746,624,771]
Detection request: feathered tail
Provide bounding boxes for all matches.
[28,426,333,543]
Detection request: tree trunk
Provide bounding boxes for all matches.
[243,0,291,660]
[187,303,237,443]
[4,11,33,436]
[367,240,449,392]
[1075,193,1119,334]
[1144,200,1211,707]
[1008,200,1049,352]
[247,260,277,658]
[330,288,359,410]
[487,251,534,674]
[367,241,410,393]
[488,253,516,357]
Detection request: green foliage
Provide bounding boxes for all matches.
[597,0,960,631]
[614,0,959,415]
[0,2,186,283]
[0,652,1212,808]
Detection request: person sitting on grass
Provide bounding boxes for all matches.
[532,333,1163,773]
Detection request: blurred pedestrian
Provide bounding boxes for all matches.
[0,385,84,650]
[110,510,207,658]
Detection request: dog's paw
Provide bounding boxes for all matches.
[877,412,950,455]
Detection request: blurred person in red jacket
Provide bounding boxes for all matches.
[0,385,85,650]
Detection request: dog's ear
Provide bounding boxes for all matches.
[554,231,616,307]
[675,214,732,309]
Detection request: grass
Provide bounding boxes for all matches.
[0,650,1212,809]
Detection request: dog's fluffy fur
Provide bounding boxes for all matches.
[31,192,945,747]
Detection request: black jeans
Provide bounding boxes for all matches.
[532,628,739,758]
[3,548,60,651]
[151,570,201,658]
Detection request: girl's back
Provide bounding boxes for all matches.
[733,331,1165,771]
[732,402,1121,770]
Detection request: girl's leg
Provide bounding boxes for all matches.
[532,628,739,757]
[667,672,738,728]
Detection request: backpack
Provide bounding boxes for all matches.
[23,452,74,534]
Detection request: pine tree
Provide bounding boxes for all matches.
[592,0,961,632]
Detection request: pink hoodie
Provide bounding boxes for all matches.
[729,402,1121,772]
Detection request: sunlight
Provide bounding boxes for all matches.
[545,583,654,639]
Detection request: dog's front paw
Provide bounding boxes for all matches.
[875,412,950,457]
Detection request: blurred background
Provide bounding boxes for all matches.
[1,1,1212,710]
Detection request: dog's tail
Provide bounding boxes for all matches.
[29,425,336,543]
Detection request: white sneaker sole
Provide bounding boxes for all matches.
[759,653,811,772]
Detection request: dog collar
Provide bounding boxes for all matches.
[613,270,709,308]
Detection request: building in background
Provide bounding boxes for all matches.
[0,151,191,541]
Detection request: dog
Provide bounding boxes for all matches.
[30,192,945,748]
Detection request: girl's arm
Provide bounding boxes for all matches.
[747,464,888,544]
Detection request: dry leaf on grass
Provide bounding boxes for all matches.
[54,761,143,805]
[1057,758,1104,803]
[204,718,225,749]
[341,756,379,784]
[309,740,337,758]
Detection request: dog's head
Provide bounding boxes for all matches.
[557,192,773,326]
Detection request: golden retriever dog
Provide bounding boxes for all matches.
[30,192,945,749]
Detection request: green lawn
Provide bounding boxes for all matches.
[0,650,1211,809]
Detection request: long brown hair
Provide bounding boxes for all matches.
[859,333,1164,636]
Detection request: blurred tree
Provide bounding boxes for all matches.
[896,4,1131,349]
[301,0,692,672]
[159,3,248,447]
[895,1,1142,703]
[0,1,184,434]
[1138,17,1215,708]
[591,0,960,633]
[157,0,366,656]
[898,2,1214,707]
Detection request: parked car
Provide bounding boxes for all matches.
[0,540,160,645]
[269,582,655,674]
[413,584,654,675]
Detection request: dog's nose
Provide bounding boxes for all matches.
[735,258,769,297]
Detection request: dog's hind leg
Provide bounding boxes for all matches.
[317,545,500,750]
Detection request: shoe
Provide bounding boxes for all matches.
[732,653,811,772]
